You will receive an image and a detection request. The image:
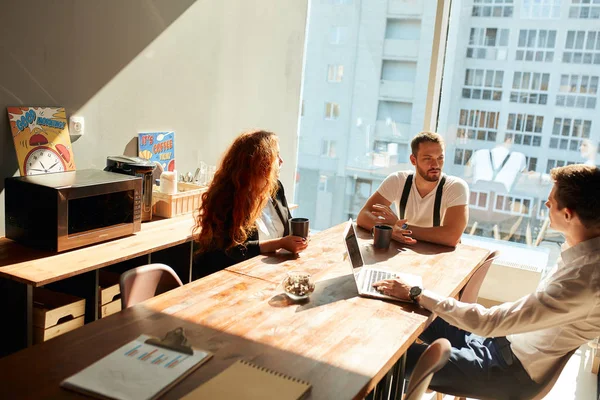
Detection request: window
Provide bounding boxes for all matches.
[472,0,514,17]
[494,194,533,216]
[321,139,337,157]
[469,190,490,210]
[467,28,509,60]
[318,175,328,192]
[456,109,499,142]
[516,30,556,62]
[521,0,561,18]
[462,69,503,100]
[454,148,473,165]
[329,26,348,45]
[563,31,600,64]
[549,118,592,151]
[546,158,577,173]
[556,74,599,108]
[506,113,544,147]
[569,0,600,19]
[327,65,344,83]
[324,102,340,119]
[525,156,538,172]
[510,72,550,104]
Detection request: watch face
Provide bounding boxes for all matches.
[24,147,66,176]
[410,286,422,299]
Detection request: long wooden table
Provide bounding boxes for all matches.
[0,215,197,356]
[0,222,489,399]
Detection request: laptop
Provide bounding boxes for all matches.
[343,219,422,302]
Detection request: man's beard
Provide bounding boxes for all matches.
[416,165,441,182]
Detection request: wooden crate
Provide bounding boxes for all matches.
[33,288,85,343]
[98,270,122,318]
[152,182,207,218]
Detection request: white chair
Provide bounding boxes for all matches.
[404,338,451,400]
[120,263,183,308]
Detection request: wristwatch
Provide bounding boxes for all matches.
[409,286,422,303]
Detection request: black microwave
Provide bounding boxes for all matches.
[5,169,142,252]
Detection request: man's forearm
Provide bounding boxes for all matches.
[357,210,379,231]
[408,225,462,247]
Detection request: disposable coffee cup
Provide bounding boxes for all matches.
[372,225,392,249]
[290,217,309,238]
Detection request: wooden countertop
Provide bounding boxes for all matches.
[0,215,196,287]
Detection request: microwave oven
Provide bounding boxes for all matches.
[5,169,142,252]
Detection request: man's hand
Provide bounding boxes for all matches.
[391,220,417,245]
[372,278,411,301]
[371,203,399,226]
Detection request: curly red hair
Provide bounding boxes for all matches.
[194,130,280,252]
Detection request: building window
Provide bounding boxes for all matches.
[324,102,340,119]
[472,0,514,17]
[456,109,499,142]
[510,72,550,104]
[462,69,503,101]
[525,156,538,172]
[467,28,509,60]
[516,30,556,62]
[563,31,600,64]
[318,175,328,192]
[521,0,561,18]
[549,118,592,151]
[454,148,473,165]
[494,194,533,216]
[569,0,600,19]
[327,65,344,83]
[321,139,337,157]
[506,113,544,147]
[546,158,577,173]
[469,190,490,210]
[556,74,599,109]
[329,26,348,45]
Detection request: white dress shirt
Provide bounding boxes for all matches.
[420,236,600,383]
[256,200,285,241]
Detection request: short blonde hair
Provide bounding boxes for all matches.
[411,131,445,156]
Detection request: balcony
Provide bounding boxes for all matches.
[388,0,423,17]
[383,39,419,60]
[379,80,414,101]
[374,120,411,140]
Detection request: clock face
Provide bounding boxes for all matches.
[24,146,67,176]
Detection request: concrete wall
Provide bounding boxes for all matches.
[0,0,308,236]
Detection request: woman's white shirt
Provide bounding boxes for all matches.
[256,200,285,241]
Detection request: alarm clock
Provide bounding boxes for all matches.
[23,146,67,176]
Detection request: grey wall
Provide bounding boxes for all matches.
[0,0,308,236]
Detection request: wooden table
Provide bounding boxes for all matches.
[0,215,197,356]
[0,222,489,399]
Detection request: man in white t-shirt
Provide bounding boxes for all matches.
[357,131,469,247]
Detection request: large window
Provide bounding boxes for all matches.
[295,0,600,259]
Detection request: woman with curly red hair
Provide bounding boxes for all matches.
[192,130,308,279]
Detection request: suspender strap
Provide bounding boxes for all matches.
[399,174,413,220]
[489,151,511,179]
[433,175,446,227]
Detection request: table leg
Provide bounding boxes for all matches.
[391,353,407,400]
[0,278,32,357]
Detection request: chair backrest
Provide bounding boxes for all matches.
[404,338,451,400]
[120,263,183,309]
[459,250,500,303]
[528,349,576,400]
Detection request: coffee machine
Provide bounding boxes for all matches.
[105,156,156,222]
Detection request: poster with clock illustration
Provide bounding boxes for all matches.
[7,107,76,176]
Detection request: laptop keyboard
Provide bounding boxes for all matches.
[362,270,395,294]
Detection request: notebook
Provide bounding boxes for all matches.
[182,359,312,400]
[61,332,212,400]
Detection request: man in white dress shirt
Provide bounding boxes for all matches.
[357,131,469,247]
[374,164,600,399]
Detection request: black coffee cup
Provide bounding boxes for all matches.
[372,225,392,249]
[290,218,309,238]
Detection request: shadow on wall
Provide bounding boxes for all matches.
[0,0,197,208]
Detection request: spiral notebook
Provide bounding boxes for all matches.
[182,359,312,400]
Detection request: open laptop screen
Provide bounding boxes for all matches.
[344,219,364,270]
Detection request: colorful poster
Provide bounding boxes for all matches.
[7,107,76,176]
[138,132,175,172]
